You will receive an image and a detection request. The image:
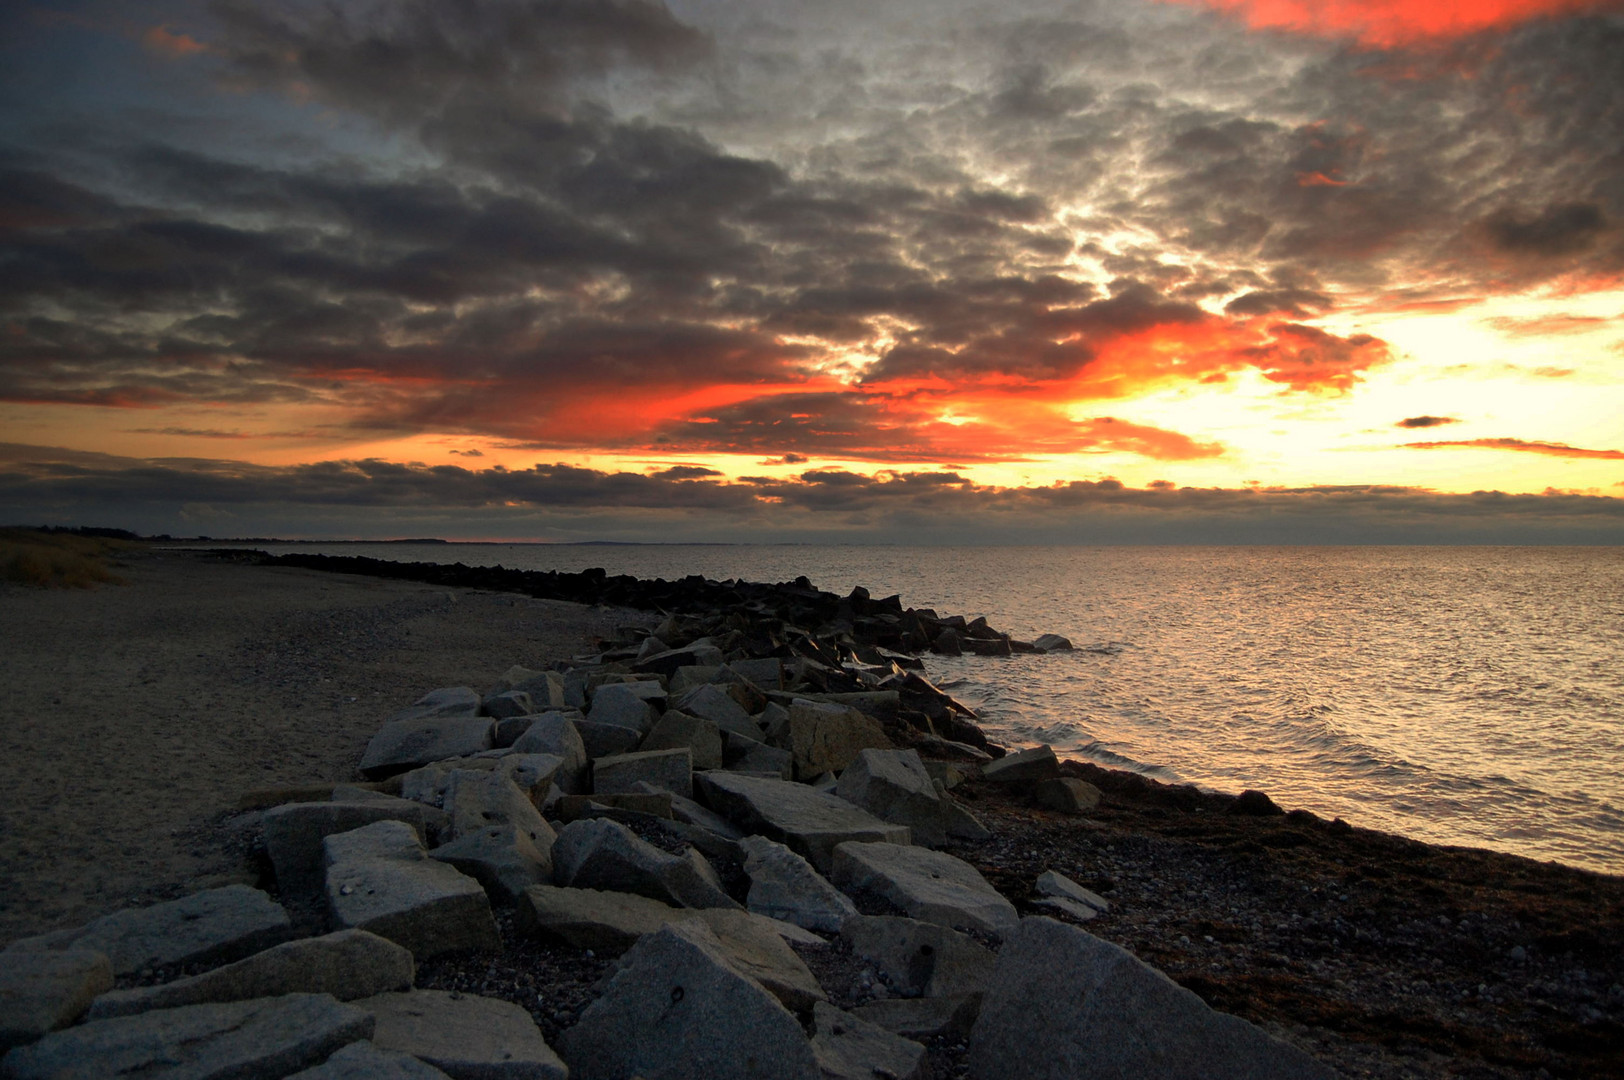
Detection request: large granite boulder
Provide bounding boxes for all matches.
[359,716,495,779]
[695,772,909,872]
[429,824,552,904]
[286,1040,452,1079]
[593,747,694,799]
[835,748,952,847]
[979,745,1060,785]
[968,917,1338,1079]
[640,710,725,771]
[5,885,292,977]
[358,989,568,1080]
[481,690,534,720]
[672,685,759,739]
[586,682,661,734]
[0,949,112,1051]
[509,713,589,793]
[324,821,500,960]
[441,771,556,847]
[556,921,820,1080]
[737,835,857,933]
[550,818,738,910]
[840,915,995,998]
[0,993,372,1080]
[830,842,1020,940]
[809,1001,928,1080]
[265,801,433,897]
[87,930,412,1020]
[785,702,890,780]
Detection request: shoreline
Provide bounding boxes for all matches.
[2,546,1620,1077]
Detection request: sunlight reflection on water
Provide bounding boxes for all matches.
[254,542,1624,874]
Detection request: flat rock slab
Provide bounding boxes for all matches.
[265,801,431,897]
[287,1040,451,1079]
[325,821,500,961]
[442,771,555,845]
[968,917,1338,1080]
[557,921,820,1080]
[0,948,112,1051]
[551,818,737,910]
[517,886,685,954]
[593,747,693,799]
[841,915,996,998]
[572,719,645,760]
[785,702,890,780]
[835,747,949,847]
[430,824,552,904]
[390,687,482,722]
[696,772,909,872]
[738,835,858,933]
[810,1001,928,1080]
[359,989,567,1080]
[641,711,725,771]
[509,714,589,792]
[1035,869,1110,914]
[89,930,413,1020]
[851,995,981,1041]
[0,992,373,1080]
[685,908,825,1013]
[979,745,1060,784]
[831,842,1020,940]
[360,716,495,779]
[7,885,292,977]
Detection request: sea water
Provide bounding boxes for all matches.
[249,543,1624,875]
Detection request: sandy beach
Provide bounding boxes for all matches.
[2,547,1620,1078]
[0,547,644,942]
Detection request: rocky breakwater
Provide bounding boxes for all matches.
[0,598,1338,1080]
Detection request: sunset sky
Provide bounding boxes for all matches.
[2,0,1622,542]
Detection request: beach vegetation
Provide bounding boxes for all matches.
[0,527,133,588]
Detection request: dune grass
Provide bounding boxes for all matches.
[0,528,132,588]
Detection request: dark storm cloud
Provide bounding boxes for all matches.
[1482,203,1608,258]
[3,443,1620,544]
[1397,416,1459,429]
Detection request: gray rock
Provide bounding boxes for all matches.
[809,1001,928,1080]
[1035,869,1110,914]
[286,1041,451,1079]
[1031,634,1074,653]
[492,715,539,749]
[359,716,495,779]
[759,702,791,744]
[835,748,949,847]
[632,643,726,678]
[0,949,111,1051]
[429,825,552,904]
[641,710,724,771]
[516,886,685,954]
[586,683,660,733]
[324,821,500,960]
[509,713,588,793]
[673,685,759,738]
[6,885,292,977]
[785,702,890,780]
[940,795,993,841]
[550,818,738,910]
[696,772,910,872]
[593,747,693,799]
[556,921,820,1080]
[359,990,567,1080]
[968,917,1338,1080]
[390,687,482,722]
[494,753,564,808]
[663,789,745,840]
[1034,777,1101,813]
[442,771,556,848]
[979,745,1060,784]
[636,634,672,662]
[830,842,1019,940]
[397,761,489,808]
[672,908,825,1013]
[851,995,981,1040]
[0,993,373,1080]
[840,915,995,998]
[511,671,567,711]
[728,658,783,691]
[1032,896,1100,922]
[738,835,857,933]
[481,690,533,719]
[723,733,793,778]
[573,718,646,760]
[87,930,413,1020]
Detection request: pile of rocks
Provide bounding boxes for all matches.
[0,612,1338,1079]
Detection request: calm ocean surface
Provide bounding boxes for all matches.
[252,543,1624,876]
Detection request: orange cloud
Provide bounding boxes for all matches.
[1160,0,1623,48]
[1404,437,1624,459]
[142,25,211,57]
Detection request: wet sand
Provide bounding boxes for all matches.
[0,547,643,942]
